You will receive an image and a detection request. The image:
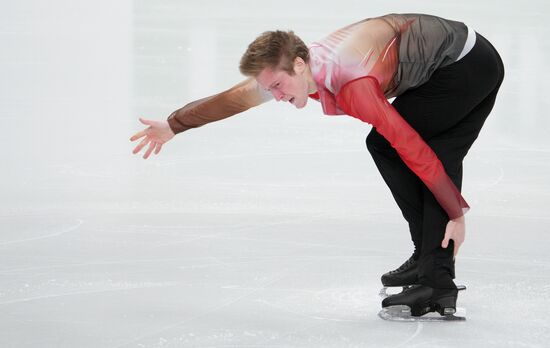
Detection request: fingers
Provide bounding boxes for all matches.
[441,233,450,249]
[132,137,150,155]
[130,129,147,142]
[130,118,153,142]
[132,137,163,159]
[154,143,163,155]
[131,118,154,142]
[443,219,465,257]
[140,117,159,127]
[142,142,163,159]
[143,141,156,159]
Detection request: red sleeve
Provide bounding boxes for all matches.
[335,76,469,219]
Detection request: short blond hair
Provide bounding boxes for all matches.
[239,30,309,77]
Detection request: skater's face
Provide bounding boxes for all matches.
[256,57,315,109]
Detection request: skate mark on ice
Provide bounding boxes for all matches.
[125,214,321,232]
[252,287,372,324]
[200,234,404,256]
[0,281,174,306]
[0,252,356,275]
[152,215,324,247]
[202,254,396,272]
[111,267,302,348]
[394,322,423,348]
[0,219,83,247]
[151,231,229,247]
[254,298,366,323]
[0,255,230,275]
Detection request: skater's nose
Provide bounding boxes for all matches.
[272,89,285,101]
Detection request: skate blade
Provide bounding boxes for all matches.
[379,286,410,298]
[379,284,467,299]
[378,306,466,322]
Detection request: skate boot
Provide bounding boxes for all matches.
[379,254,419,298]
[379,284,465,321]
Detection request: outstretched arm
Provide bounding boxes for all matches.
[167,77,272,134]
[130,77,271,158]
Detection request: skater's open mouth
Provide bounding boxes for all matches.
[289,97,295,104]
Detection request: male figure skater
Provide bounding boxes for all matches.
[130,13,504,318]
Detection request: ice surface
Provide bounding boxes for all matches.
[1,0,550,347]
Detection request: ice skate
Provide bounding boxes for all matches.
[378,284,466,321]
[379,254,419,298]
[379,255,466,298]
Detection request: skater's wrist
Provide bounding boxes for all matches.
[452,215,465,223]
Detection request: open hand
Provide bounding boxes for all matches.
[442,216,465,257]
[130,118,175,159]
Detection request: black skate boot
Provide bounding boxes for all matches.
[379,284,464,321]
[379,254,419,298]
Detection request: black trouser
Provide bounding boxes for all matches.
[367,33,505,289]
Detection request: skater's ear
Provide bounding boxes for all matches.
[293,57,307,75]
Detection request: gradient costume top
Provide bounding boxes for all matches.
[167,13,475,219]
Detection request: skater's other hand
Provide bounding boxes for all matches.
[442,216,465,257]
[130,118,175,159]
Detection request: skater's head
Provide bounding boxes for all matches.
[240,30,309,76]
[240,30,315,109]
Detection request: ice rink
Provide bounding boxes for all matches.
[1,0,550,347]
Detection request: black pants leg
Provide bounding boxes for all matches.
[367,33,505,288]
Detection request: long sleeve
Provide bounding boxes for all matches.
[167,77,272,134]
[335,76,469,219]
